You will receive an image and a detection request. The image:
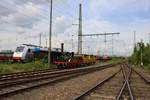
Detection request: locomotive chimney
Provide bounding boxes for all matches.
[61,43,64,52]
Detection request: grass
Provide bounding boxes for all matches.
[0,61,56,74]
[105,57,123,64]
[129,62,150,73]
[0,58,122,75]
[143,64,150,73]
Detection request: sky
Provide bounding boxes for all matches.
[0,0,150,56]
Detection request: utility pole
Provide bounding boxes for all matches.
[97,50,100,56]
[71,35,74,52]
[39,33,42,46]
[88,46,90,54]
[134,31,136,47]
[104,33,107,55]
[48,0,53,67]
[45,38,47,48]
[78,4,82,54]
[112,34,114,56]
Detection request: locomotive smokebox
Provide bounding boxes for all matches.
[61,43,64,52]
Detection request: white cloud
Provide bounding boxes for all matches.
[89,0,150,15]
[0,0,150,57]
[83,19,118,33]
[53,16,74,34]
[0,1,42,29]
[18,2,40,17]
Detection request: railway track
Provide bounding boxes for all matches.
[0,63,118,97]
[74,64,150,100]
[130,68,150,99]
[0,62,121,81]
[0,68,59,81]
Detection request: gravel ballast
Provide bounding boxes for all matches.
[133,67,150,81]
[2,66,120,100]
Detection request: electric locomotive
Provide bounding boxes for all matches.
[13,44,48,63]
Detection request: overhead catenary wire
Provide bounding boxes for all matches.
[113,39,131,56]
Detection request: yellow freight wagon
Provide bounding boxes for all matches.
[75,55,97,65]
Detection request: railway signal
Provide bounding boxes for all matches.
[140,40,144,67]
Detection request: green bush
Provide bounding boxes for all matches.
[129,42,150,69]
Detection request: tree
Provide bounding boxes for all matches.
[129,42,150,66]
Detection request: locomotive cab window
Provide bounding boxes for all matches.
[15,46,25,52]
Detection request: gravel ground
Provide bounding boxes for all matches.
[130,70,150,100]
[83,70,124,100]
[1,66,120,100]
[133,67,150,81]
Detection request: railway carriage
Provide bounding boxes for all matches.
[0,51,13,62]
[77,55,96,65]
